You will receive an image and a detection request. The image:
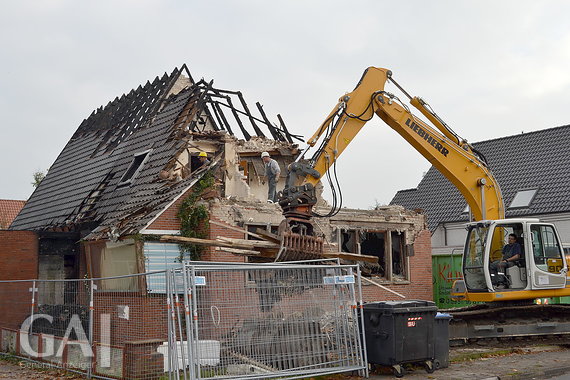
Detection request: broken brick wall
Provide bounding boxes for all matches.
[360,229,433,301]
[146,189,433,304]
[208,200,433,302]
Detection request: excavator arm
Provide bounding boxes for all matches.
[279,67,504,230]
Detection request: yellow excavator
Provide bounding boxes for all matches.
[278,67,570,303]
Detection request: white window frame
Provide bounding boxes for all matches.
[118,149,152,187]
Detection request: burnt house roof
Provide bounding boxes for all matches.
[390,124,570,231]
[11,65,298,239]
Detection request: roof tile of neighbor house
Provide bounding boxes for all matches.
[0,200,26,228]
[10,65,294,240]
[390,124,570,231]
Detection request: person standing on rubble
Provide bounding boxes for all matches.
[261,151,280,202]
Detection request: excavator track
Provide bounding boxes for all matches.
[448,303,570,345]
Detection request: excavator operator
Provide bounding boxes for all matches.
[490,233,522,288]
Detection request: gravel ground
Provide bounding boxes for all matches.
[2,345,570,379]
[0,358,83,380]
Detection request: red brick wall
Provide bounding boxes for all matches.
[203,217,246,263]
[361,229,433,302]
[0,230,39,330]
[0,230,38,280]
[146,188,196,231]
[92,293,168,345]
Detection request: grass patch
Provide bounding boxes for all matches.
[451,348,523,363]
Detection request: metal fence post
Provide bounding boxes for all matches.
[87,279,95,379]
[181,263,196,380]
[190,265,201,380]
[29,279,37,330]
[166,269,175,380]
[356,265,369,377]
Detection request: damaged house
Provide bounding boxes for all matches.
[6,64,432,312]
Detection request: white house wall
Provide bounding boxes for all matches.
[432,212,570,255]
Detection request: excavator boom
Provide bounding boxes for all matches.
[280,67,504,224]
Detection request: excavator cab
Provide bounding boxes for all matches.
[454,219,569,302]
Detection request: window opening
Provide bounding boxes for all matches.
[246,224,267,241]
[360,232,386,277]
[118,150,151,186]
[391,231,406,277]
[489,223,524,263]
[341,230,357,253]
[245,223,277,265]
[189,153,207,172]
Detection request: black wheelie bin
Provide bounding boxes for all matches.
[434,312,452,369]
[362,300,437,377]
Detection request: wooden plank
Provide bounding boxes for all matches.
[215,247,260,256]
[209,219,266,240]
[254,228,281,243]
[160,235,240,248]
[360,276,406,298]
[216,236,279,249]
[215,237,256,249]
[321,252,379,264]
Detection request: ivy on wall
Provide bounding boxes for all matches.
[176,172,214,261]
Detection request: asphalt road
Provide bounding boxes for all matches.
[367,344,570,380]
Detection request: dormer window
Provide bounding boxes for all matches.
[118,150,151,186]
[509,189,538,209]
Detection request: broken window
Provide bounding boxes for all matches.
[118,150,151,186]
[336,228,409,281]
[341,230,357,253]
[245,223,279,268]
[391,231,407,278]
[360,232,386,278]
[245,223,279,240]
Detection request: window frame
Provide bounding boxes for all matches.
[508,188,538,209]
[117,149,152,187]
[335,227,410,283]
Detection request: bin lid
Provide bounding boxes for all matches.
[363,300,437,313]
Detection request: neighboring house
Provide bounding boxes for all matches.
[5,64,433,304]
[391,125,570,307]
[391,124,570,255]
[0,199,25,229]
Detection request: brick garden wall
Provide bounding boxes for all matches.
[92,293,169,345]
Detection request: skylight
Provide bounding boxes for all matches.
[508,189,538,209]
[118,150,151,186]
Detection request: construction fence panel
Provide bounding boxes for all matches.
[0,262,367,380]
[0,272,171,380]
[168,262,367,380]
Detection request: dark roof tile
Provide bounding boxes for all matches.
[391,125,570,230]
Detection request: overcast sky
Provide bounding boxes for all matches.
[2,1,570,210]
